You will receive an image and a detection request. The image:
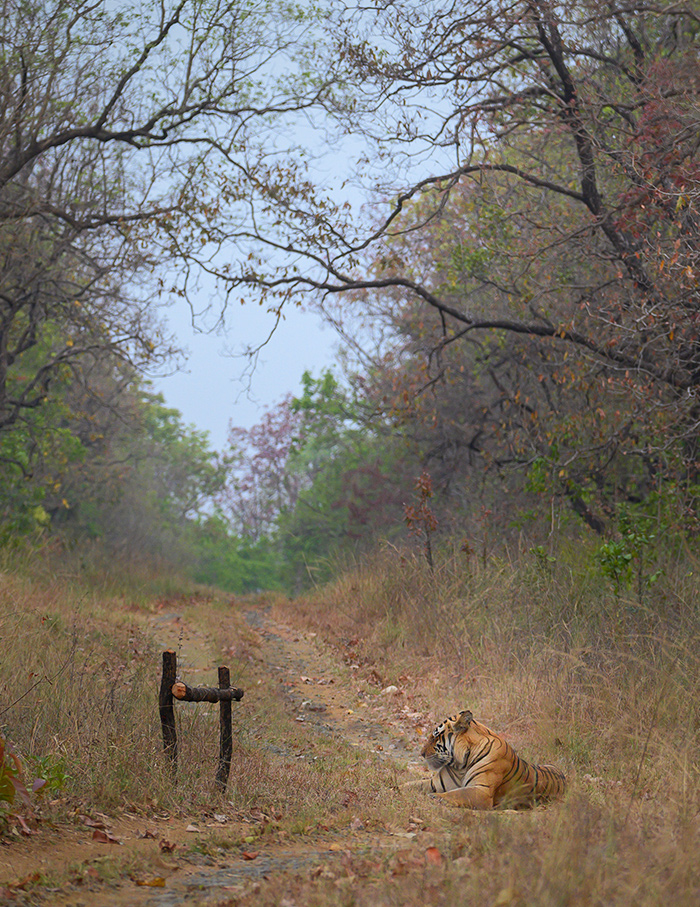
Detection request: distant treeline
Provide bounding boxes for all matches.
[2,1,699,590]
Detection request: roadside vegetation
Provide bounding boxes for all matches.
[1,536,698,904]
[1,1,700,903]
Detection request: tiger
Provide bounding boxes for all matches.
[416,709,566,809]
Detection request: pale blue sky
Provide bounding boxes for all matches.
[154,298,337,451]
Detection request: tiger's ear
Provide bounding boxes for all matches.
[454,710,473,730]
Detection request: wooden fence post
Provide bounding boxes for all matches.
[159,651,243,789]
[216,666,233,792]
[159,650,178,774]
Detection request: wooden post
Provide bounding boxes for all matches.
[159,650,178,774]
[171,682,244,703]
[159,652,243,790]
[216,665,233,792]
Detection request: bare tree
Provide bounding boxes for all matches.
[209,0,700,478]
[0,0,332,455]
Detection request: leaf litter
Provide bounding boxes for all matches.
[0,598,444,906]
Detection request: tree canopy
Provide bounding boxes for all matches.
[3,0,699,587]
[207,0,700,530]
[0,0,335,551]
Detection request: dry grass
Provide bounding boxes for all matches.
[265,538,700,906]
[0,543,233,819]
[2,537,699,904]
[223,799,699,907]
[0,546,406,833]
[287,540,700,786]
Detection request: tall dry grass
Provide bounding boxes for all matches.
[279,537,700,867]
[2,536,699,904]
[0,543,406,836]
[292,547,700,772]
[0,543,230,816]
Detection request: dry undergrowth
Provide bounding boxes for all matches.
[1,541,699,905]
[267,542,700,906]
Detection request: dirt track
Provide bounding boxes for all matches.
[241,605,426,765]
[117,603,433,906]
[1,599,438,906]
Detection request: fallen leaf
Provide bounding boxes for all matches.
[425,846,444,866]
[14,814,35,836]
[138,829,157,839]
[8,872,41,891]
[241,851,259,860]
[380,685,400,696]
[135,877,166,887]
[329,842,344,852]
[80,815,106,829]
[185,824,200,833]
[159,839,177,853]
[92,829,122,845]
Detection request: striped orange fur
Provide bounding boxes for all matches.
[421,710,566,809]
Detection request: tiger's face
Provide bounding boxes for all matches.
[421,710,474,770]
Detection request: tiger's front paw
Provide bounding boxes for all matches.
[401,778,434,793]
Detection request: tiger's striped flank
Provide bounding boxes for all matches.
[420,710,566,810]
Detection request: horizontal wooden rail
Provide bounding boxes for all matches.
[172,682,244,703]
[159,650,244,790]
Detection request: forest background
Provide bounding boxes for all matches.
[1,7,699,901]
[1,0,699,594]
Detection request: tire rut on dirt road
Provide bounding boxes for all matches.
[243,606,426,769]
[64,601,433,907]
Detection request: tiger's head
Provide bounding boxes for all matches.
[421,710,474,770]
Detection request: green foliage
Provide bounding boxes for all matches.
[0,420,84,543]
[276,370,411,587]
[32,753,68,795]
[596,537,635,595]
[525,456,551,495]
[1,376,227,571]
[190,516,284,593]
[133,390,227,525]
[596,506,664,598]
[0,734,44,829]
[530,544,556,579]
[0,327,89,540]
[218,368,416,591]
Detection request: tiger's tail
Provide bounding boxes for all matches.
[533,763,566,802]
